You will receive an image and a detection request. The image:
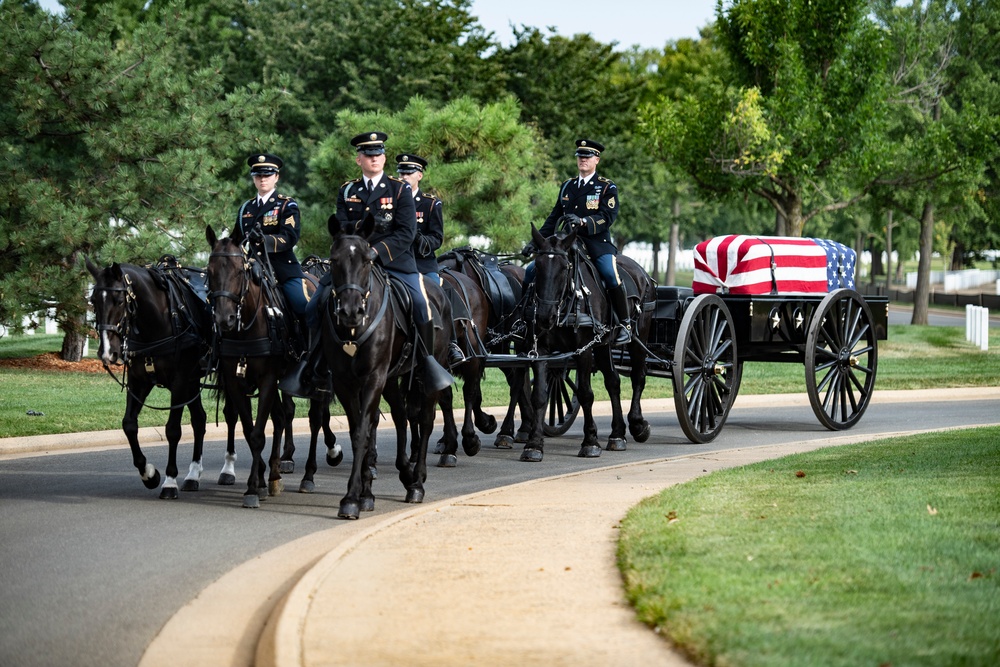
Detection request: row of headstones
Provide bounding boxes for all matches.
[965,305,991,351]
[0,310,92,357]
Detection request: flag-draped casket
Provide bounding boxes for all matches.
[692,235,857,295]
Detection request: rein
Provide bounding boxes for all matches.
[324,269,391,356]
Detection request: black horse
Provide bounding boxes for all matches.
[437,247,530,451]
[507,223,656,462]
[86,257,223,498]
[206,227,334,506]
[321,215,451,519]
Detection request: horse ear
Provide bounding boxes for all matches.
[231,224,244,245]
[530,223,546,248]
[111,262,124,281]
[327,214,342,240]
[360,212,376,238]
[206,225,218,248]
[563,228,578,248]
[85,255,100,280]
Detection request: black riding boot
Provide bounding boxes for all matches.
[608,283,632,345]
[278,328,330,399]
[417,319,454,392]
[447,339,465,368]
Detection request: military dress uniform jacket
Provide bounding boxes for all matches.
[412,189,443,274]
[332,175,419,274]
[540,174,619,258]
[235,193,305,282]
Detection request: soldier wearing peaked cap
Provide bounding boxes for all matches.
[236,153,309,318]
[396,152,463,368]
[522,138,632,344]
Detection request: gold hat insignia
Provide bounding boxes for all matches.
[258,155,265,162]
[370,133,377,140]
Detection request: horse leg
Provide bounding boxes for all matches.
[577,352,602,458]
[232,388,266,508]
[521,361,547,462]
[264,385,285,498]
[403,383,433,503]
[434,385,460,467]
[158,398,186,500]
[495,366,525,449]
[338,384,381,519]
[597,347,628,452]
[627,337,651,442]
[459,362,484,456]
[121,381,161,490]
[323,400,342,467]
[298,399,322,493]
[279,392,296,474]
[218,398,238,486]
[182,394,207,492]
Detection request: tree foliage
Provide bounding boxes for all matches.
[0,1,276,343]
[308,96,553,253]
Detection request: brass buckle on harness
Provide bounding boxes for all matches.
[236,357,247,378]
[144,357,155,373]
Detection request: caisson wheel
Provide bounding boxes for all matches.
[805,289,878,430]
[672,295,739,443]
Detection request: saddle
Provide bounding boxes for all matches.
[439,246,521,326]
[559,244,642,329]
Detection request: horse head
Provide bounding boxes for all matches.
[86,257,129,366]
[530,223,577,333]
[326,213,378,330]
[206,225,252,334]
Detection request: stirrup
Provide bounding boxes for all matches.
[614,325,632,345]
[447,342,465,368]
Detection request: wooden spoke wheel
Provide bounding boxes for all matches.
[538,366,580,437]
[672,295,739,444]
[805,289,878,430]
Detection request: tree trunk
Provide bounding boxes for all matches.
[59,311,88,362]
[774,209,786,236]
[885,210,893,292]
[651,237,661,284]
[667,197,680,286]
[870,239,884,282]
[950,242,965,270]
[785,194,805,237]
[911,200,934,325]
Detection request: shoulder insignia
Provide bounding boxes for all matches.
[608,197,616,209]
[597,176,610,183]
[277,193,289,200]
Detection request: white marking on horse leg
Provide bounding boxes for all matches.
[185,459,204,483]
[162,476,178,490]
[327,443,342,458]
[141,463,157,481]
[221,452,237,477]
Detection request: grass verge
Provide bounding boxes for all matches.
[617,427,1000,667]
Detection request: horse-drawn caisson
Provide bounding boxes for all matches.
[86,212,886,517]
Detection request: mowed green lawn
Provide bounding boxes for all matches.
[1,322,998,437]
[618,427,1000,667]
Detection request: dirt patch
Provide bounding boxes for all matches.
[0,352,107,374]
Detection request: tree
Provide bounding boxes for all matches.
[307,96,552,253]
[641,0,893,238]
[0,1,278,357]
[869,0,1000,324]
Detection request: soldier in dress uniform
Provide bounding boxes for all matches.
[325,131,452,391]
[522,139,631,343]
[396,153,463,367]
[236,153,309,318]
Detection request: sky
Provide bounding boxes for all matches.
[36,0,719,50]
[470,0,718,50]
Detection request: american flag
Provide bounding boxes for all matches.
[811,238,857,290]
[693,235,835,295]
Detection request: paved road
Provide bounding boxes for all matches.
[1,391,998,667]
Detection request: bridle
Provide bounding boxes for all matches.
[532,246,574,330]
[208,249,256,332]
[324,238,391,355]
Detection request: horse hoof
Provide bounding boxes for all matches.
[159,487,179,500]
[578,445,602,458]
[279,460,294,474]
[326,448,343,467]
[494,434,513,449]
[476,414,498,435]
[432,439,446,455]
[606,437,627,452]
[515,429,530,444]
[369,466,378,480]
[462,436,481,457]
[630,422,651,443]
[269,480,284,496]
[361,496,375,512]
[437,454,458,468]
[299,480,315,494]
[242,494,260,509]
[338,501,360,520]
[218,473,236,486]
[520,448,543,462]
[405,488,425,504]
[181,479,200,492]
[142,470,161,490]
